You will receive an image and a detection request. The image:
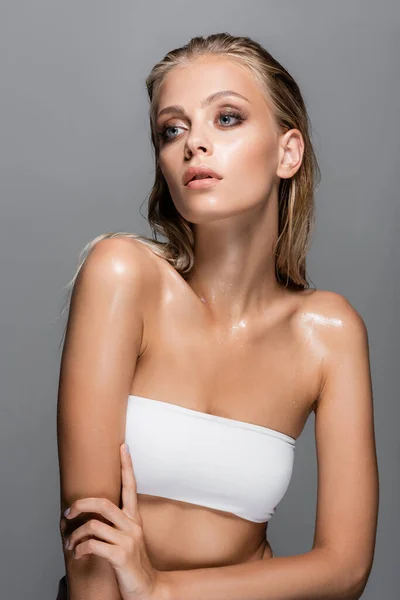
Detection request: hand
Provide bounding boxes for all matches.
[63,443,167,600]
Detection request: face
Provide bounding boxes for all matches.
[154,55,295,224]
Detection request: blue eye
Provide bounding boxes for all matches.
[218,112,242,126]
[157,109,246,142]
[159,125,184,141]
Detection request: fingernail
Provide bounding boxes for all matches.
[64,508,70,517]
[124,443,130,453]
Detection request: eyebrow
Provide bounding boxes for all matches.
[156,90,250,121]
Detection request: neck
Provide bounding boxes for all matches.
[185,195,285,329]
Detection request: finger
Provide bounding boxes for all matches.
[64,497,131,533]
[66,518,123,553]
[120,443,138,520]
[73,537,122,568]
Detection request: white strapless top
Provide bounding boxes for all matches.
[124,394,296,523]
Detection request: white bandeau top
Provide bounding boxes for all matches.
[124,394,296,523]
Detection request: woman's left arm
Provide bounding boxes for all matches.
[160,293,379,600]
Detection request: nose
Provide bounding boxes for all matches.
[184,125,212,158]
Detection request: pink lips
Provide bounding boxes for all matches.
[185,177,221,190]
[183,164,223,186]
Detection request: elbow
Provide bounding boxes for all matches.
[332,556,371,600]
[317,548,372,600]
[345,564,371,600]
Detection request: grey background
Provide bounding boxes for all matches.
[1,1,398,598]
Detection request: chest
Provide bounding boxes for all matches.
[131,285,319,440]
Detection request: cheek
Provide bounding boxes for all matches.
[217,133,277,190]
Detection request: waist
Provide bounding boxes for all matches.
[137,493,269,570]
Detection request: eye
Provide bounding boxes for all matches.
[217,110,245,127]
[156,108,246,143]
[157,124,185,142]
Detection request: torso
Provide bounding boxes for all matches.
[129,239,323,571]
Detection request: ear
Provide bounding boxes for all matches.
[276,129,304,179]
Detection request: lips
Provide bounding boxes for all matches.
[185,177,221,190]
[183,165,222,186]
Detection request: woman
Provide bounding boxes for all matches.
[56,33,378,599]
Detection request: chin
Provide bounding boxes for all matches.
[175,205,237,225]
[176,200,256,225]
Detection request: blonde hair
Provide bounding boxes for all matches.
[60,32,320,333]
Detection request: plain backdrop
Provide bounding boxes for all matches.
[1,1,398,598]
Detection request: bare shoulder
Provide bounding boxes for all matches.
[295,288,367,340]
[298,290,370,413]
[76,235,162,299]
[83,235,159,275]
[291,289,369,411]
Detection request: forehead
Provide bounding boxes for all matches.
[156,56,269,113]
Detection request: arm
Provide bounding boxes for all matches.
[57,237,154,600]
[159,293,379,600]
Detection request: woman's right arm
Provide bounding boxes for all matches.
[57,237,152,600]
